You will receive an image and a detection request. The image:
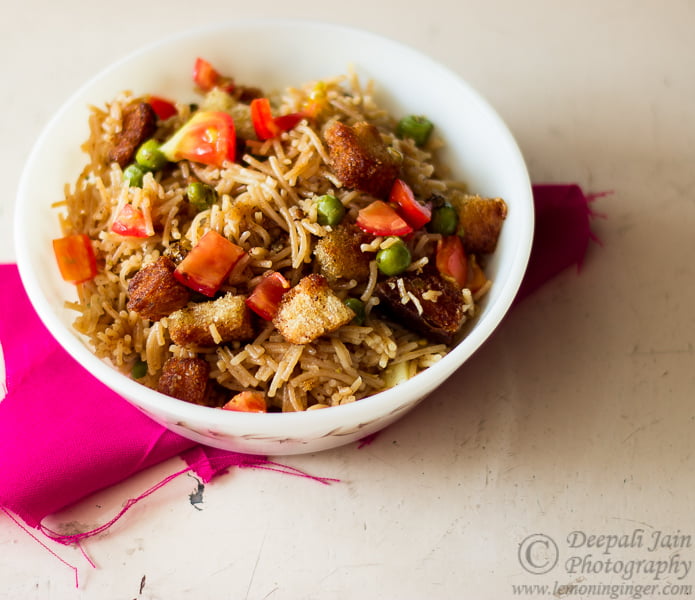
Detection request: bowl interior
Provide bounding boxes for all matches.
[14,19,533,454]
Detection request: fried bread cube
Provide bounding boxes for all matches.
[127,256,192,322]
[273,274,354,344]
[168,293,254,347]
[324,120,399,198]
[451,194,508,255]
[314,224,372,282]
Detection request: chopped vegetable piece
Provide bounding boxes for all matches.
[52,233,97,284]
[429,201,458,235]
[436,235,468,288]
[186,181,217,211]
[250,97,280,140]
[245,271,291,320]
[111,204,153,238]
[193,57,227,92]
[396,115,434,146]
[356,200,413,236]
[160,111,236,168]
[222,390,267,413]
[344,297,366,325]
[250,98,304,140]
[123,163,146,188]
[389,179,431,229]
[273,112,305,131]
[131,359,148,379]
[173,230,246,296]
[376,238,412,276]
[147,95,177,120]
[316,194,345,227]
[135,139,168,171]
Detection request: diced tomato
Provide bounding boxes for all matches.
[159,111,236,168]
[273,112,306,132]
[192,57,235,94]
[52,233,97,284]
[250,98,305,140]
[173,230,246,296]
[110,204,152,238]
[436,235,468,288]
[250,98,280,140]
[193,57,220,92]
[389,179,431,229]
[356,200,413,236]
[222,391,267,413]
[245,271,290,320]
[147,95,177,120]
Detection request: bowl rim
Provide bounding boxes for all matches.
[14,17,534,434]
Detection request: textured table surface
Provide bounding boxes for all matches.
[1,2,694,598]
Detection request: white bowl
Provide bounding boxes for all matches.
[15,19,533,455]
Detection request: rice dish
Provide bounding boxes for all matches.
[52,59,506,413]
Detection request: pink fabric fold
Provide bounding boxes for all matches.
[0,183,601,532]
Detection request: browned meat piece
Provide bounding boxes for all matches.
[375,271,468,345]
[108,101,157,167]
[157,357,210,405]
[127,256,192,321]
[452,194,508,255]
[314,224,372,282]
[168,293,255,347]
[273,274,355,344]
[324,121,400,198]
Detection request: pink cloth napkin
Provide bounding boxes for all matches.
[0,183,600,535]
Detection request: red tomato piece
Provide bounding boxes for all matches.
[436,235,468,288]
[160,111,236,168]
[245,271,291,320]
[52,233,97,284]
[147,95,177,120]
[356,200,413,236]
[110,204,152,238]
[222,391,267,413]
[250,98,280,140]
[273,112,306,132]
[193,57,221,92]
[389,179,431,229]
[174,230,246,296]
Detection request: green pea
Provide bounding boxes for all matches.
[123,163,146,187]
[344,297,366,325]
[429,202,458,235]
[316,194,345,227]
[396,115,434,147]
[131,359,148,379]
[186,182,217,211]
[376,238,411,276]
[135,139,168,171]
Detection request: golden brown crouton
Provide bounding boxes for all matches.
[314,224,372,282]
[127,256,192,321]
[157,357,210,405]
[324,121,399,198]
[273,274,355,344]
[108,101,157,168]
[451,194,508,255]
[168,293,255,347]
[375,271,467,345]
